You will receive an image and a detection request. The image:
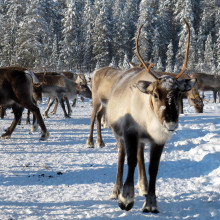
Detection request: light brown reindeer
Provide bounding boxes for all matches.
[89,19,196,213]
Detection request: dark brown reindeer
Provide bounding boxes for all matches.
[104,20,196,213]
[0,66,49,140]
[190,72,220,103]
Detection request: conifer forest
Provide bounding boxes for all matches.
[0,0,219,74]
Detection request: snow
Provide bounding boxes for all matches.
[0,91,219,219]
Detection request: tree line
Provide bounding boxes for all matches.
[0,0,219,74]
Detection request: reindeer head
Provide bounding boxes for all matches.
[136,19,196,132]
[137,76,196,132]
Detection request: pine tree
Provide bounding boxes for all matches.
[152,27,160,64]
[174,0,197,72]
[2,0,26,66]
[137,0,159,62]
[59,0,81,70]
[82,0,95,70]
[165,40,174,73]
[92,0,111,68]
[122,53,130,70]
[15,0,51,68]
[204,33,215,74]
[215,29,220,74]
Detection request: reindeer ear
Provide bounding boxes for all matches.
[178,79,197,92]
[137,80,153,94]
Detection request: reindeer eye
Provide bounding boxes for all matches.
[153,93,159,99]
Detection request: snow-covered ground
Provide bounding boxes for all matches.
[0,92,219,220]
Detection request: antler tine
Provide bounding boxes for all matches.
[136,25,158,80]
[176,18,190,79]
[148,58,154,71]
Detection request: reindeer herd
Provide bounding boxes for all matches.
[0,20,219,214]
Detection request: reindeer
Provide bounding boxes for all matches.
[34,72,91,118]
[0,66,49,140]
[190,72,220,103]
[91,20,195,213]
[49,72,92,115]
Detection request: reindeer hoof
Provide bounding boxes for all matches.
[40,132,50,141]
[1,134,11,139]
[142,206,159,213]
[110,193,118,200]
[86,140,94,148]
[118,194,134,211]
[118,200,134,211]
[142,199,159,213]
[97,141,105,148]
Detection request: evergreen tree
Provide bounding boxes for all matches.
[156,57,164,72]
[15,0,51,69]
[137,0,159,62]
[2,0,26,66]
[92,0,111,68]
[122,53,130,70]
[174,0,197,72]
[204,33,215,74]
[165,40,174,73]
[59,0,81,70]
[82,0,95,70]
[215,29,220,74]
[152,27,160,64]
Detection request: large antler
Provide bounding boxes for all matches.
[175,19,190,79]
[136,25,158,80]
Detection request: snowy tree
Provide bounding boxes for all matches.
[109,56,118,68]
[1,0,26,66]
[92,0,112,68]
[15,0,51,68]
[152,27,160,64]
[215,29,220,74]
[137,0,159,62]
[174,0,197,72]
[82,0,95,70]
[50,35,59,71]
[157,0,176,63]
[59,0,82,70]
[165,40,174,73]
[156,57,164,72]
[204,33,215,74]
[122,53,130,70]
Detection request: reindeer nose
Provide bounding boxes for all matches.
[163,121,178,132]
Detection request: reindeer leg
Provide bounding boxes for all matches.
[142,143,164,213]
[30,105,49,140]
[72,98,77,107]
[26,109,31,124]
[30,114,38,133]
[1,104,23,139]
[137,143,148,196]
[213,91,217,103]
[118,128,138,211]
[111,138,125,200]
[180,97,184,114]
[43,98,55,118]
[86,102,101,148]
[64,97,72,117]
[50,98,58,114]
[59,97,69,118]
[96,106,105,147]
